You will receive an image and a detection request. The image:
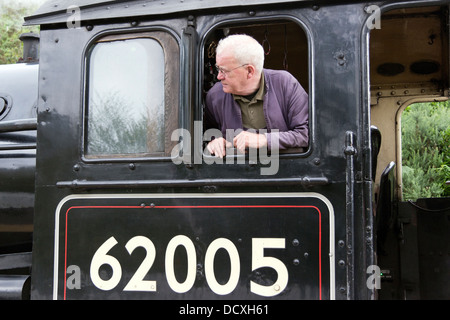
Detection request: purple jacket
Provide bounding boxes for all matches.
[204,69,309,150]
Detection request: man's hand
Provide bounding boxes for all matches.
[233,131,267,154]
[206,137,233,158]
[207,132,268,157]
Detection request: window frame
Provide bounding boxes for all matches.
[199,16,313,164]
[82,30,180,163]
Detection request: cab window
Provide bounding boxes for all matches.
[84,32,179,159]
[202,20,310,157]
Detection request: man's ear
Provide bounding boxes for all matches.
[246,64,256,79]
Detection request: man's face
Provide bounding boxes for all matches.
[215,53,249,95]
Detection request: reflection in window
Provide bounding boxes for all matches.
[86,38,165,156]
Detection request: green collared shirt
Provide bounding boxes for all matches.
[233,72,267,130]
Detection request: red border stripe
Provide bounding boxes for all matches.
[63,204,322,300]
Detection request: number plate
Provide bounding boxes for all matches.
[54,193,335,300]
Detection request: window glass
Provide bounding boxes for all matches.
[86,38,165,157]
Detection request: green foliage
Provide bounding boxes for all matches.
[0,2,40,64]
[401,101,450,200]
[87,92,164,156]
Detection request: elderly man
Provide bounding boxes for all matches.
[204,34,309,158]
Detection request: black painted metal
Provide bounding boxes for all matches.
[27,0,367,300]
[0,60,38,256]
[0,275,31,300]
[0,118,37,132]
[0,0,447,300]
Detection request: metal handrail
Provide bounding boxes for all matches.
[0,118,37,133]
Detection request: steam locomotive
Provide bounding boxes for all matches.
[0,0,448,301]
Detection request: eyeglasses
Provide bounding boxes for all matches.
[215,64,248,77]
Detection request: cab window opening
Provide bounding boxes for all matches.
[400,100,450,201]
[369,5,449,202]
[201,20,310,160]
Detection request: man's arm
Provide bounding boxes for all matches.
[265,76,309,150]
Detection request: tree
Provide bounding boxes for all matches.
[401,101,450,200]
[87,92,165,156]
[0,1,40,64]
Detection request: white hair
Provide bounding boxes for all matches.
[216,34,264,73]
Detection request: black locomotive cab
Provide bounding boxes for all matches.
[0,0,448,301]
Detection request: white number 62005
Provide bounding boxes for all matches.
[89,235,288,297]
